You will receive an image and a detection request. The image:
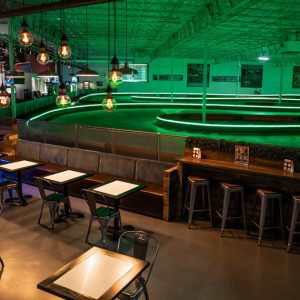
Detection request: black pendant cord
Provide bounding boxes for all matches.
[60,1,63,38]
[113,0,116,57]
[125,0,128,62]
[40,7,43,43]
[107,1,110,75]
[62,0,66,35]
[86,4,89,68]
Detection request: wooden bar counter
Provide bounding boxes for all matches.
[176,156,300,218]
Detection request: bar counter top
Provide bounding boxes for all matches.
[177,156,300,180]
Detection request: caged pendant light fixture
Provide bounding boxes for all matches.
[37,9,49,65]
[108,0,122,87]
[102,1,117,112]
[18,0,33,47]
[76,5,99,77]
[58,0,71,59]
[56,77,71,108]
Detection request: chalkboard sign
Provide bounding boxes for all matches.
[292,66,300,88]
[241,65,263,88]
[187,64,210,87]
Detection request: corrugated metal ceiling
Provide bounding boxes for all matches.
[1,0,300,64]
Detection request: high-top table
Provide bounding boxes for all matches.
[42,170,93,221]
[37,246,149,300]
[0,159,42,205]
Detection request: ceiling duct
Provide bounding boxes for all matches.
[279,30,300,54]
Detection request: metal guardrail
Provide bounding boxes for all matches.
[18,119,186,162]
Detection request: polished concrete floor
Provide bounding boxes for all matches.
[0,184,300,300]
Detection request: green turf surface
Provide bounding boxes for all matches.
[44,107,300,148]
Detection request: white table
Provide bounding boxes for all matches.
[90,180,146,238]
[37,247,149,300]
[0,159,42,205]
[43,170,92,220]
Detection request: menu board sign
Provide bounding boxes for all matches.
[235,145,249,165]
[241,65,263,88]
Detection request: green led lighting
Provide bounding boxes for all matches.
[156,116,300,128]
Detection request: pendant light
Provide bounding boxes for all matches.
[56,78,71,108]
[58,0,71,59]
[76,5,99,77]
[37,9,49,65]
[102,1,117,112]
[0,64,11,108]
[37,69,58,78]
[18,1,33,47]
[102,83,117,112]
[119,0,138,77]
[108,0,122,87]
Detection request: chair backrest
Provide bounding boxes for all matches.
[0,256,4,279]
[81,189,107,216]
[35,177,56,201]
[117,231,159,285]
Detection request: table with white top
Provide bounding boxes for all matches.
[43,170,92,220]
[0,159,42,205]
[89,180,146,238]
[37,246,149,300]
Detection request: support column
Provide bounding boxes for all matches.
[279,63,283,105]
[202,27,209,123]
[8,18,17,118]
[170,49,174,103]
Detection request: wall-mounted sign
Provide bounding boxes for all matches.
[241,65,263,88]
[292,66,300,88]
[187,64,210,87]
[152,74,183,81]
[212,76,239,82]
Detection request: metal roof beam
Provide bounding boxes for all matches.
[150,0,251,60]
[0,0,120,19]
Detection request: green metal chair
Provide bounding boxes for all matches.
[35,176,73,230]
[117,231,159,300]
[82,189,122,244]
[0,256,3,279]
[0,179,21,213]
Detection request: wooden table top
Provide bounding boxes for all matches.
[178,156,300,180]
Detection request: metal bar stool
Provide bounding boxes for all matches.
[217,182,247,237]
[287,195,300,252]
[183,176,212,228]
[0,180,21,212]
[250,189,285,246]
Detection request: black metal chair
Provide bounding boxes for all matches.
[0,179,21,213]
[82,189,122,244]
[116,231,159,300]
[0,256,3,279]
[35,176,73,230]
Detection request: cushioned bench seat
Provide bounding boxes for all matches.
[9,139,179,220]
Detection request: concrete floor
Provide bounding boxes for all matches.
[0,184,300,300]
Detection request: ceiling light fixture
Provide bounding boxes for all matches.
[37,8,49,65]
[119,0,138,77]
[76,5,99,77]
[37,69,58,78]
[258,55,270,61]
[18,1,33,47]
[56,80,71,108]
[108,0,122,87]
[58,0,71,59]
